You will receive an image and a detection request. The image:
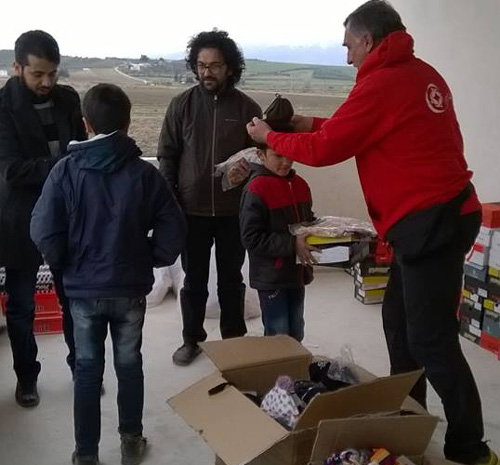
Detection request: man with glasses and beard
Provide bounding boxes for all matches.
[0,30,86,407]
[158,29,262,366]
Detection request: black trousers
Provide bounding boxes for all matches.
[5,266,74,384]
[382,212,488,464]
[180,215,247,344]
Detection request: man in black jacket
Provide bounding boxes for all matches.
[157,29,262,366]
[0,30,86,407]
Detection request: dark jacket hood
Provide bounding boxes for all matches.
[68,131,141,173]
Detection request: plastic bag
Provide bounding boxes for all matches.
[213,147,261,192]
[310,345,359,388]
[146,267,173,308]
[327,344,358,385]
[289,216,376,238]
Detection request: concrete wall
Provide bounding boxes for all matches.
[390,0,500,203]
[306,0,500,220]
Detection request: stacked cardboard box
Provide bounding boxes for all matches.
[460,203,500,357]
[352,239,393,305]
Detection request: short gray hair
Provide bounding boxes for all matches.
[344,0,406,43]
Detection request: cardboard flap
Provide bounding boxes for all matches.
[168,372,288,465]
[309,415,439,464]
[296,370,423,430]
[200,336,311,372]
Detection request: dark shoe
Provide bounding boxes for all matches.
[15,381,39,408]
[71,451,99,465]
[121,434,147,465]
[172,343,202,366]
[474,450,499,465]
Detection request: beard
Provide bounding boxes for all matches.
[19,73,55,103]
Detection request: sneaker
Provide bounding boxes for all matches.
[475,450,499,465]
[121,434,147,465]
[172,343,202,366]
[15,380,39,408]
[71,451,99,465]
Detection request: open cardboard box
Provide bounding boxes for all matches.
[307,415,440,465]
[168,336,432,465]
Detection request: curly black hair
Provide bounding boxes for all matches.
[186,29,245,86]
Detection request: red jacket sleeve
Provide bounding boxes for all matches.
[267,74,396,167]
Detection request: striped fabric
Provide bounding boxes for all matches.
[33,100,60,158]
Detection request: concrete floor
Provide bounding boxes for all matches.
[0,267,499,465]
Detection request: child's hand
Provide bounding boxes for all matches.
[296,234,319,266]
[227,159,250,186]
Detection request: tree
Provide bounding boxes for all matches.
[139,54,150,63]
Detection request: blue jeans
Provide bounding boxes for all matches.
[4,265,41,384]
[258,287,305,342]
[70,297,146,457]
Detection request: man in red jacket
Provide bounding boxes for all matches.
[247,2,496,465]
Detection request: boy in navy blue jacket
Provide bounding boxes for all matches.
[31,83,186,465]
[240,125,317,342]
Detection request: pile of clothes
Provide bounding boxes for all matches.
[258,356,359,429]
[323,448,416,465]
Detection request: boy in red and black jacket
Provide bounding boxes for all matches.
[240,129,316,342]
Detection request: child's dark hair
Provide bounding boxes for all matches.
[82,84,131,135]
[186,29,245,86]
[15,30,60,66]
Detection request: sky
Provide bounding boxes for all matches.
[0,0,364,59]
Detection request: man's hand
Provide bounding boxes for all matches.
[246,117,272,145]
[296,234,319,266]
[226,158,250,187]
[291,114,314,133]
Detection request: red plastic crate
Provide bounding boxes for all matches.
[1,291,61,315]
[1,292,63,334]
[33,313,63,335]
[480,331,500,358]
[35,292,61,314]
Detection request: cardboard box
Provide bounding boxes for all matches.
[308,415,438,465]
[464,262,488,282]
[482,310,500,338]
[492,230,500,249]
[464,276,500,301]
[468,243,489,267]
[476,226,496,248]
[489,251,500,270]
[355,274,389,291]
[459,318,481,344]
[354,260,391,277]
[482,203,500,228]
[354,285,385,304]
[169,336,425,465]
[459,302,483,330]
[306,242,370,267]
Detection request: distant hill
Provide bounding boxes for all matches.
[163,44,348,67]
[0,48,355,86]
[245,59,355,81]
[0,49,130,70]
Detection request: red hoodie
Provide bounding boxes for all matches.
[267,31,480,239]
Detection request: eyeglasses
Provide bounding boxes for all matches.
[196,62,226,74]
